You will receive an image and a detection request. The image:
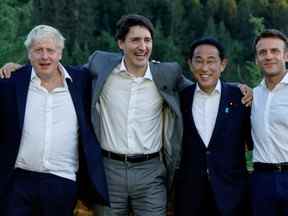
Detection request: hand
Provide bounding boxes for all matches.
[0,63,22,79]
[239,84,253,107]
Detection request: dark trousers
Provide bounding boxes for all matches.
[175,176,221,216]
[175,175,251,216]
[5,168,77,216]
[251,171,288,216]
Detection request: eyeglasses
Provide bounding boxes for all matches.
[192,58,220,68]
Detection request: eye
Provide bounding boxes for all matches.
[271,48,281,54]
[130,37,140,43]
[144,37,152,43]
[47,48,56,54]
[192,58,202,64]
[257,50,266,56]
[207,60,217,65]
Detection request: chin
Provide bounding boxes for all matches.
[136,60,148,65]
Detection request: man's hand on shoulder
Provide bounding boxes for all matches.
[0,63,22,79]
[238,84,253,107]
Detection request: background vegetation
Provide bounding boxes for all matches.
[2,0,288,86]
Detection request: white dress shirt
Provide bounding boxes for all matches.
[192,80,221,147]
[15,64,79,181]
[99,58,163,154]
[251,72,288,163]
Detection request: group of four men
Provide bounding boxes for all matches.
[0,13,287,216]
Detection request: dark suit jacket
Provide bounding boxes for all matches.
[175,82,252,215]
[85,50,192,188]
[0,65,109,206]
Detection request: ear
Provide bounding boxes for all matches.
[187,58,193,72]
[220,58,228,73]
[28,50,32,61]
[284,49,288,61]
[255,57,258,65]
[118,39,124,50]
[59,50,63,61]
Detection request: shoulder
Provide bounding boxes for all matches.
[0,64,31,83]
[64,65,91,83]
[222,82,247,109]
[222,81,242,97]
[151,60,182,73]
[179,84,195,107]
[253,84,262,94]
[64,65,88,74]
[180,84,195,98]
[150,61,183,85]
[0,65,31,94]
[89,50,122,62]
[87,50,122,76]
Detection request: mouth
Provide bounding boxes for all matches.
[264,62,276,67]
[199,74,211,80]
[135,53,147,59]
[39,63,51,68]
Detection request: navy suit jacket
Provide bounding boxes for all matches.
[0,65,109,206]
[175,82,252,215]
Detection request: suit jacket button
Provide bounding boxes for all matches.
[206,151,211,155]
[207,169,211,180]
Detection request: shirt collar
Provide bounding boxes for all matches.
[195,79,221,95]
[260,71,288,88]
[118,57,153,80]
[30,63,72,82]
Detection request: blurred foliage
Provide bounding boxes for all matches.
[2,0,288,85]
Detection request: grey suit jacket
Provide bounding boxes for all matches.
[85,50,192,188]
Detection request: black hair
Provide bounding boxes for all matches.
[115,14,154,41]
[188,37,225,60]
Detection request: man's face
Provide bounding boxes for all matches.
[255,37,288,78]
[28,37,62,79]
[118,25,152,74]
[189,44,226,94]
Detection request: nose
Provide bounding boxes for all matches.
[201,62,209,71]
[138,40,146,50]
[265,51,273,59]
[40,50,49,59]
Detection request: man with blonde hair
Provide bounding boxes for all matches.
[0,25,108,215]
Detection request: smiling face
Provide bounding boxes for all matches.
[189,44,227,94]
[256,37,288,80]
[118,25,152,76]
[28,37,62,80]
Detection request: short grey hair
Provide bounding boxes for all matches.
[24,25,65,51]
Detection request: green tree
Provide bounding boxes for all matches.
[0,0,32,65]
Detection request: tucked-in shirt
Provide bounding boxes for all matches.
[15,64,79,181]
[251,72,288,163]
[192,80,221,147]
[99,58,163,154]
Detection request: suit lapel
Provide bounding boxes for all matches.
[150,63,167,93]
[15,66,32,131]
[186,85,198,133]
[150,63,182,117]
[95,56,120,90]
[91,54,122,106]
[150,63,159,84]
[187,85,209,148]
[66,74,84,126]
[209,82,229,148]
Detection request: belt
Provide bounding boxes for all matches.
[253,162,288,172]
[102,150,160,163]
